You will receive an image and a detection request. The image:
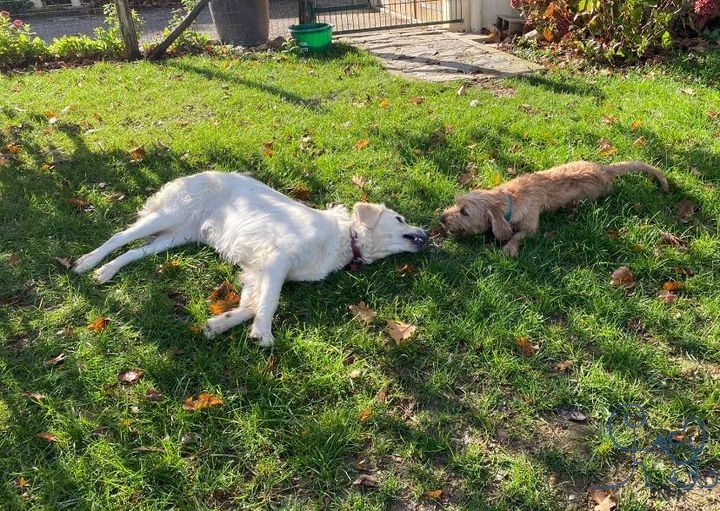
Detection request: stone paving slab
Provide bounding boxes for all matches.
[338,26,542,82]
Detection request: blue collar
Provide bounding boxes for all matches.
[503,194,513,221]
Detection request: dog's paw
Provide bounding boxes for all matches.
[93,264,117,284]
[502,243,519,258]
[73,254,96,274]
[250,327,274,347]
[202,320,221,339]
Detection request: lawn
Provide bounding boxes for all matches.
[1,44,719,510]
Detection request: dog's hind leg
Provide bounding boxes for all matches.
[74,212,182,274]
[203,275,258,340]
[249,259,290,347]
[92,232,188,283]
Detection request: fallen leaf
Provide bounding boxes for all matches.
[45,352,66,366]
[353,139,369,150]
[680,87,695,96]
[355,458,374,472]
[349,302,377,325]
[188,325,202,335]
[106,191,125,203]
[35,432,59,442]
[630,119,642,131]
[351,175,369,188]
[261,141,274,157]
[657,289,678,304]
[67,197,92,209]
[553,360,574,372]
[7,253,21,266]
[675,200,697,222]
[590,487,617,511]
[145,389,164,401]
[660,231,688,249]
[610,266,634,287]
[602,114,617,125]
[409,96,425,105]
[597,138,617,158]
[424,489,443,499]
[349,369,362,379]
[16,476,28,488]
[156,259,181,273]
[45,111,58,124]
[55,257,72,269]
[265,355,279,373]
[290,186,311,201]
[375,385,389,403]
[633,136,647,147]
[4,143,20,154]
[606,229,624,240]
[208,280,241,315]
[379,99,390,108]
[386,320,417,344]
[556,406,587,422]
[128,146,146,161]
[352,474,379,487]
[88,317,110,332]
[395,263,418,276]
[457,171,476,187]
[358,407,373,422]
[515,337,539,357]
[662,280,684,291]
[456,83,468,96]
[22,391,47,400]
[118,369,144,386]
[183,392,224,411]
[543,27,554,41]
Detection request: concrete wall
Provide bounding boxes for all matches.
[463,0,520,33]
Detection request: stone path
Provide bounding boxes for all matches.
[24,6,541,82]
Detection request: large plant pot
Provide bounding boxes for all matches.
[209,0,269,46]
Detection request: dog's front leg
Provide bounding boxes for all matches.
[249,259,290,347]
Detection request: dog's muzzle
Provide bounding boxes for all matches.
[404,231,429,249]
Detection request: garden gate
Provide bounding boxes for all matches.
[307,0,463,34]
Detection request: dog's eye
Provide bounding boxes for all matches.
[395,216,405,224]
[459,207,468,216]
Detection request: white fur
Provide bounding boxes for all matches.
[73,171,428,346]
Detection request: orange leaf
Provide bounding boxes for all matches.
[4,143,20,154]
[543,27,554,41]
[379,99,390,108]
[610,266,634,287]
[188,325,202,334]
[36,432,59,442]
[349,302,377,325]
[515,337,539,357]
[183,392,223,411]
[16,476,29,488]
[598,138,618,157]
[424,489,443,499]
[261,141,274,157]
[45,111,58,124]
[208,281,240,315]
[358,407,373,422]
[67,197,91,209]
[543,2,556,17]
[128,146,146,161]
[395,263,419,276]
[662,280,684,291]
[633,136,647,147]
[353,139,370,150]
[88,316,110,332]
[386,320,417,344]
[630,119,642,131]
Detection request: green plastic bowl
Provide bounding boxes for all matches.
[289,23,332,53]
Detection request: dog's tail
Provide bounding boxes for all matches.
[603,161,669,192]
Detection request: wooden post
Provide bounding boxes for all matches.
[114,0,142,61]
[298,0,311,24]
[147,0,211,61]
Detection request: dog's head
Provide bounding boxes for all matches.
[352,203,428,263]
[439,191,513,240]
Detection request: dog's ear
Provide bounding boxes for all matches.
[353,203,385,228]
[488,210,513,241]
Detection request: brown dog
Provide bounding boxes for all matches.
[439,161,668,257]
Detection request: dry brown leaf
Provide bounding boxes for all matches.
[424,489,443,499]
[662,280,684,291]
[456,83,468,96]
[590,487,617,511]
[16,476,28,488]
[265,355,279,373]
[45,111,58,124]
[261,141,274,157]
[515,337,539,357]
[553,360,574,372]
[183,392,224,411]
[633,136,647,147]
[602,115,617,125]
[375,385,389,403]
[188,325,202,335]
[395,263,419,276]
[597,138,618,158]
[55,257,72,269]
[610,266,634,287]
[145,389,165,401]
[5,143,20,154]
[606,229,624,240]
[128,146,146,161]
[88,316,110,332]
[351,175,369,188]
[118,369,144,386]
[630,119,642,131]
[156,259,181,273]
[7,253,21,266]
[457,172,476,187]
[36,432,59,442]
[658,289,678,305]
[352,474,379,487]
[358,407,373,422]
[379,99,390,108]
[290,186,312,201]
[543,27,554,41]
[67,197,91,209]
[349,302,377,325]
[22,391,47,400]
[386,320,417,344]
[409,96,425,105]
[45,352,66,366]
[353,139,370,150]
[208,281,240,315]
[675,200,697,222]
[660,231,688,249]
[680,87,695,96]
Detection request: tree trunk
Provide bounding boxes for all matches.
[147,0,211,61]
[114,0,142,61]
[298,0,311,24]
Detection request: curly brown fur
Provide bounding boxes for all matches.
[439,161,668,257]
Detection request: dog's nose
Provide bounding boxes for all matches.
[404,231,429,247]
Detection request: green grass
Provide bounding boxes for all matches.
[1,45,720,510]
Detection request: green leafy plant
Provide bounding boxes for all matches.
[0,11,49,68]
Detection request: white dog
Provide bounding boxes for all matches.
[73,171,428,346]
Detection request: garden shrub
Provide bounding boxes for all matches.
[0,11,50,68]
[511,0,720,63]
